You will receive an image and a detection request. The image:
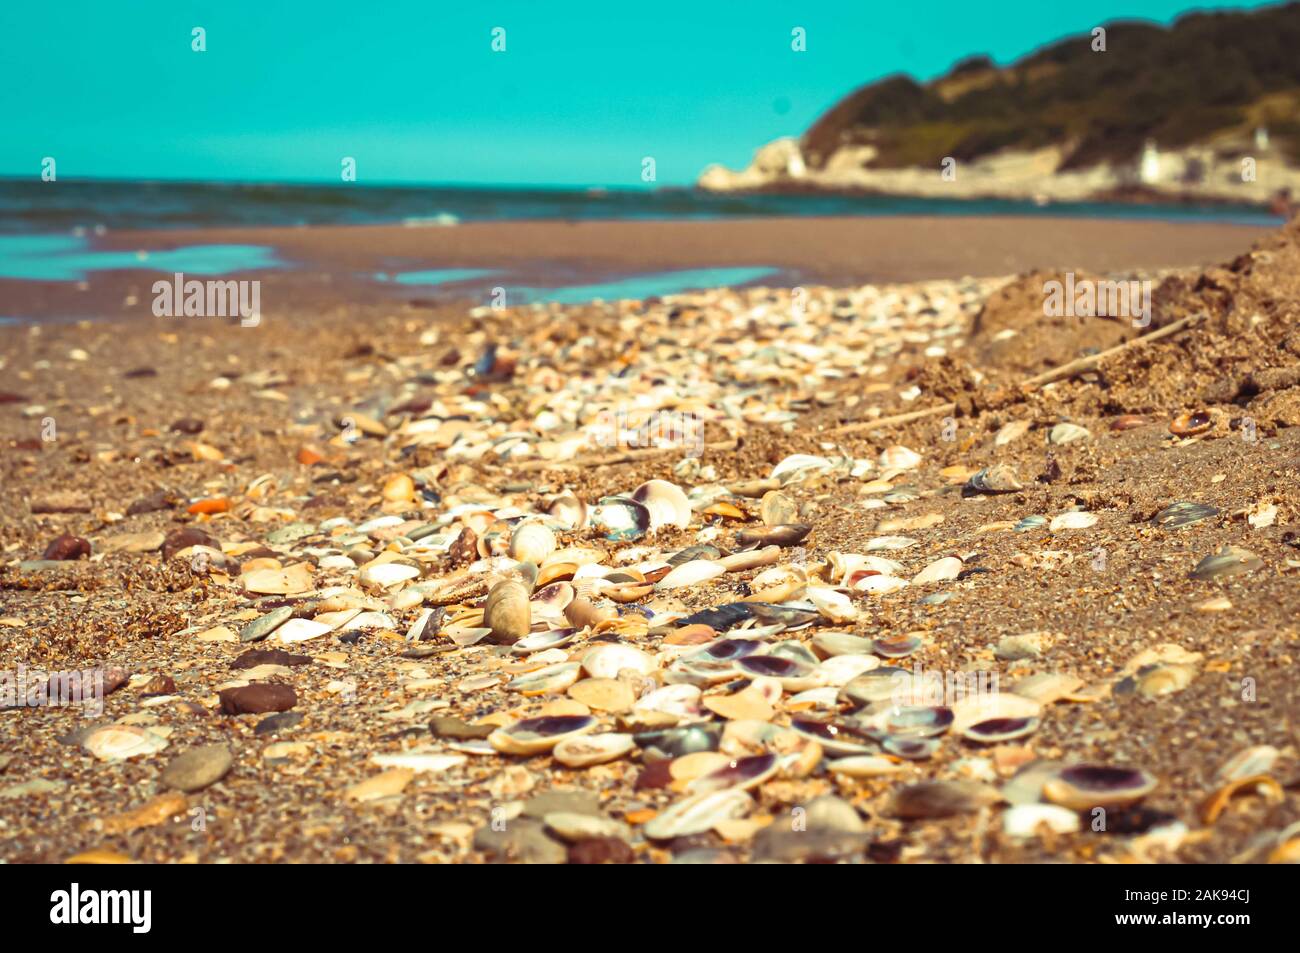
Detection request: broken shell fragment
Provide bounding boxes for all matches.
[642,788,753,840]
[1170,411,1212,437]
[1191,545,1262,581]
[965,465,1023,494]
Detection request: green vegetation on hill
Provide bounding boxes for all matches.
[802,3,1300,170]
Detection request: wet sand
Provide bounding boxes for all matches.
[1,215,1274,323]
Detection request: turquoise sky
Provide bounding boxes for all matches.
[0,1,1281,187]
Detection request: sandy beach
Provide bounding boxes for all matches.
[1,215,1272,322]
[3,207,1299,865]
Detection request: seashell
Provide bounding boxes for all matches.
[1114,662,1197,698]
[635,724,723,761]
[703,687,774,721]
[590,497,651,541]
[631,479,692,532]
[275,618,333,644]
[668,544,723,566]
[1002,804,1081,838]
[1169,410,1212,437]
[852,573,909,595]
[535,562,578,587]
[687,753,779,794]
[716,546,781,572]
[1199,774,1285,825]
[547,495,588,531]
[807,585,857,623]
[544,547,605,568]
[581,644,656,679]
[1041,764,1158,810]
[656,560,726,590]
[593,613,649,639]
[642,788,753,840]
[511,627,579,655]
[760,491,798,527]
[506,662,582,696]
[769,454,833,484]
[1010,672,1084,705]
[1191,545,1262,580]
[951,692,1042,732]
[476,519,513,558]
[879,445,922,470]
[866,535,916,552]
[552,732,635,768]
[889,780,1001,818]
[563,594,618,629]
[881,736,940,760]
[995,419,1032,446]
[509,522,556,565]
[872,633,924,658]
[483,579,532,644]
[912,556,962,585]
[839,666,920,708]
[701,500,747,521]
[568,677,635,712]
[694,638,766,662]
[634,684,702,719]
[1015,515,1047,532]
[961,716,1039,744]
[871,705,953,739]
[735,523,812,550]
[1049,511,1097,531]
[1048,422,1091,445]
[735,655,823,692]
[786,685,842,711]
[1153,501,1219,529]
[340,610,397,633]
[812,631,875,658]
[789,717,877,756]
[965,464,1023,494]
[83,725,169,762]
[488,715,598,755]
[1216,745,1279,783]
[359,561,420,590]
[828,552,904,583]
[1109,414,1147,431]
[530,581,574,616]
[816,653,880,685]
[371,751,466,774]
[828,755,905,778]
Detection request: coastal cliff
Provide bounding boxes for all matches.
[699,3,1300,205]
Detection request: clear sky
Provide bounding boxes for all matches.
[0,1,1282,187]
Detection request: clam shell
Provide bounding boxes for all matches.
[965,464,1023,494]
[509,522,556,565]
[631,479,691,531]
[552,732,635,768]
[511,627,580,655]
[1170,410,1212,436]
[642,788,753,840]
[1048,422,1091,445]
[591,497,651,541]
[769,453,833,484]
[547,495,588,531]
[951,692,1041,732]
[483,579,532,644]
[828,755,905,778]
[581,644,656,679]
[275,618,333,644]
[634,683,702,718]
[735,523,812,549]
[1217,745,1280,783]
[882,736,940,760]
[879,445,922,470]
[815,654,880,685]
[1050,511,1097,531]
[359,561,420,589]
[694,638,766,662]
[1153,501,1220,529]
[789,717,877,756]
[687,753,779,793]
[961,715,1039,743]
[1042,764,1157,810]
[1191,545,1262,580]
[488,715,598,755]
[872,705,954,738]
[1002,804,1081,838]
[812,631,876,658]
[656,559,726,590]
[668,544,723,567]
[760,491,798,526]
[83,725,169,762]
[866,535,916,552]
[735,655,823,692]
[506,662,582,696]
[912,556,962,585]
[807,585,857,623]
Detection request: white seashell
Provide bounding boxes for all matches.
[866,535,916,551]
[359,562,420,589]
[631,479,692,531]
[509,522,556,564]
[340,611,396,633]
[582,644,656,679]
[1049,511,1097,531]
[370,752,466,774]
[643,788,753,840]
[1048,422,1091,445]
[275,618,333,644]
[816,654,881,685]
[506,662,582,694]
[995,420,1032,446]
[853,574,909,594]
[951,692,1042,732]
[82,725,169,762]
[769,453,833,484]
[827,551,904,583]
[828,756,906,778]
[634,684,702,718]
[786,686,842,710]
[656,559,726,590]
[544,547,605,568]
[807,585,857,623]
[356,515,405,534]
[1002,803,1081,837]
[879,445,922,470]
[552,732,635,768]
[912,556,962,585]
